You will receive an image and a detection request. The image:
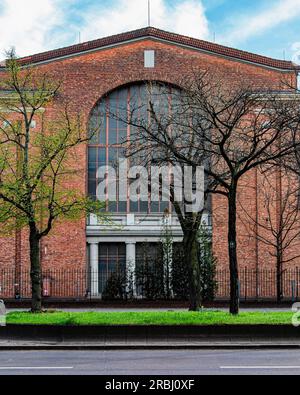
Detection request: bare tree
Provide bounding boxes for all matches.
[111,74,300,314]
[0,51,105,312]
[101,82,209,311]
[240,169,300,303]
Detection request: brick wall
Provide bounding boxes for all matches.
[0,38,298,274]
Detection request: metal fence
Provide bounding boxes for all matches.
[0,269,88,300]
[1,267,300,301]
[216,268,300,301]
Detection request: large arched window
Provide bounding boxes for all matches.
[88,82,177,214]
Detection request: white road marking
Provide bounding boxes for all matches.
[0,367,74,370]
[220,366,300,370]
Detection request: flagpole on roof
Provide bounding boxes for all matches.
[148,0,151,27]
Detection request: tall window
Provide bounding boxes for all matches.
[88,82,177,214]
[98,243,126,294]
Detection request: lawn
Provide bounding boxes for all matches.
[6,310,295,326]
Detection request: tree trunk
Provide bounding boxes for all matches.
[228,188,240,315]
[29,225,42,313]
[184,232,202,311]
[276,248,283,304]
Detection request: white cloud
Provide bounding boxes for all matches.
[169,1,209,39]
[223,0,300,46]
[0,0,209,57]
[79,0,209,43]
[0,0,68,56]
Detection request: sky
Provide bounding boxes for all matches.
[0,0,299,63]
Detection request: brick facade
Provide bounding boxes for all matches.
[0,28,299,285]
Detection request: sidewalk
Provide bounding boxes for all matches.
[0,338,300,350]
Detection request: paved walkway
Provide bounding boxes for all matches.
[0,338,299,350]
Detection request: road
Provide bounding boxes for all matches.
[0,350,300,375]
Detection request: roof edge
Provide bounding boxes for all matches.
[1,27,300,72]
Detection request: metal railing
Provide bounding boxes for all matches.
[216,268,300,301]
[0,269,88,300]
[0,267,300,301]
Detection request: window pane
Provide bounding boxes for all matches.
[109,117,118,131]
[118,201,127,213]
[130,201,139,213]
[160,201,169,212]
[118,87,128,102]
[88,161,97,172]
[99,129,106,145]
[88,180,96,196]
[108,129,118,145]
[140,201,148,213]
[118,129,127,144]
[150,201,159,213]
[89,129,98,144]
[108,201,117,212]
[88,148,97,163]
[88,169,96,180]
[109,148,118,166]
[98,148,106,163]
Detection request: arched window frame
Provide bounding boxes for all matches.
[88,82,178,214]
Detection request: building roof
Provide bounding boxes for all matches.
[1,27,299,71]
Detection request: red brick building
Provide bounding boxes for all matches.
[0,27,299,299]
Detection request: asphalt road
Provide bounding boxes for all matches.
[0,350,300,375]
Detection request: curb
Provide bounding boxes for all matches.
[1,325,299,351]
[1,343,300,351]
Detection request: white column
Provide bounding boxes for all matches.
[126,242,136,297]
[89,242,99,297]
